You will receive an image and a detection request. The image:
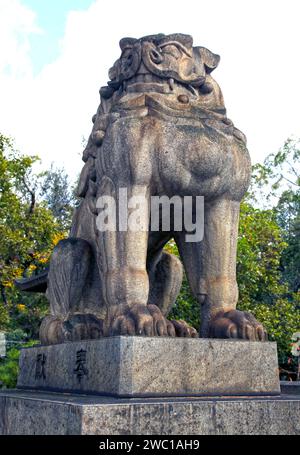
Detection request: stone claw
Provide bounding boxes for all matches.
[104,304,170,337]
[209,309,267,341]
[103,304,198,338]
[170,319,198,338]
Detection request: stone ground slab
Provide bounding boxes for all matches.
[17,337,280,397]
[281,381,300,395]
[0,390,299,435]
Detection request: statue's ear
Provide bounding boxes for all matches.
[197,47,220,73]
[119,37,138,51]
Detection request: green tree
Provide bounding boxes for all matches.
[39,163,77,232]
[250,137,300,293]
[237,202,287,306]
[0,133,64,332]
[0,337,38,388]
[250,137,300,204]
[237,202,300,364]
[275,190,300,292]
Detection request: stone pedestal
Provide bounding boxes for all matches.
[0,337,298,435]
[17,337,280,397]
[0,390,300,435]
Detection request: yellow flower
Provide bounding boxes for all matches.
[38,255,50,264]
[52,232,66,247]
[17,304,26,312]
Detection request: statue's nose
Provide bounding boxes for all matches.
[136,61,149,75]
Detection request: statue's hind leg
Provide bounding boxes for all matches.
[148,250,183,316]
[175,197,267,341]
[39,238,104,345]
[147,231,180,316]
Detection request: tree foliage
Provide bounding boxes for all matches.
[250,137,300,293]
[39,163,77,231]
[0,134,66,332]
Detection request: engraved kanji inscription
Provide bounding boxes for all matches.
[35,353,46,380]
[74,349,88,383]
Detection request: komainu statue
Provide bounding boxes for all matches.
[40,33,267,344]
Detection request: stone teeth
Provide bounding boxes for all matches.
[168,78,175,90]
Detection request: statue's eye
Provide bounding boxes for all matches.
[150,48,163,64]
[161,45,181,59]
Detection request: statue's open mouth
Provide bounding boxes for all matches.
[122,72,180,94]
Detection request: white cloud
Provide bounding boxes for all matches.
[1,0,300,180]
[0,0,41,78]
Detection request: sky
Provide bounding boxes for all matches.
[0,0,300,180]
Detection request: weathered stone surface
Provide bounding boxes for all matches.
[0,390,299,435]
[281,381,300,395]
[37,33,266,345]
[0,332,5,358]
[17,337,280,397]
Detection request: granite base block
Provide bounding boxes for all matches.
[0,390,299,435]
[17,337,280,397]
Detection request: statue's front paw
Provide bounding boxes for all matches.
[209,309,267,341]
[104,304,176,337]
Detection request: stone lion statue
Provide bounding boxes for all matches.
[40,33,267,344]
